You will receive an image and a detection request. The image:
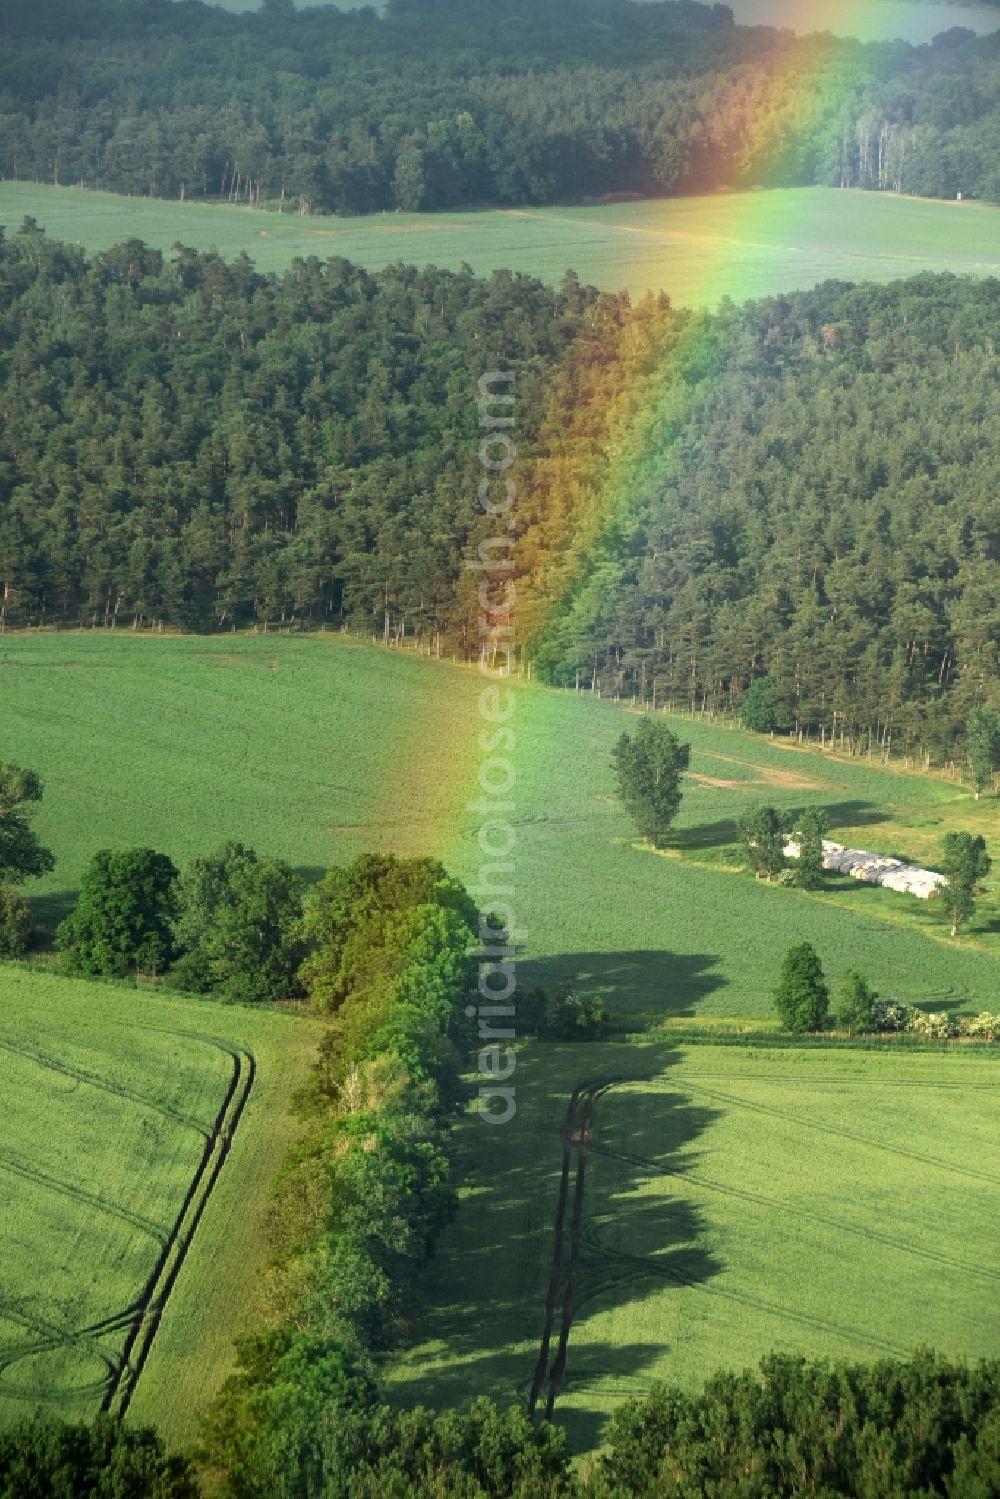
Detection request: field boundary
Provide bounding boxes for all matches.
[102,1038,255,1417]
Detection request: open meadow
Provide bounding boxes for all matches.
[384,1038,1000,1452]
[0,964,324,1444]
[1,633,996,1021]
[4,182,998,307]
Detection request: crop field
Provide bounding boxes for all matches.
[4,182,998,307]
[2,633,997,1020]
[0,965,323,1443]
[384,1039,1000,1452]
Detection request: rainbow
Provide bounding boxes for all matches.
[400,1,969,876]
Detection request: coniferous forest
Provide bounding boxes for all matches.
[0,0,998,211]
[1,222,996,758]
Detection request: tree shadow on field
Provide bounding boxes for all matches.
[28,888,78,948]
[520,950,726,1019]
[672,797,888,855]
[388,1043,725,1454]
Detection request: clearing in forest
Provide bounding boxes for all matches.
[5,182,999,306]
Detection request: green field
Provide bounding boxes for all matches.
[1,633,996,1019]
[0,965,323,1444]
[384,1038,1000,1452]
[4,182,998,306]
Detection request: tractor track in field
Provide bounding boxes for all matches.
[528,1078,634,1422]
[101,1041,255,1417]
[676,1070,1000,1092]
[577,1221,908,1359]
[674,1079,1000,1188]
[528,1066,982,1418]
[0,1300,137,1398]
[0,1301,134,1365]
[0,1027,254,1415]
[0,1034,213,1138]
[588,1138,1000,1287]
[0,1151,166,1243]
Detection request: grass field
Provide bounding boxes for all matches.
[384,1038,1000,1452]
[0,965,323,1444]
[4,182,998,307]
[1,633,996,1019]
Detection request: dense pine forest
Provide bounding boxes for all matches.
[0,222,996,758]
[0,0,998,212]
[528,274,1000,758]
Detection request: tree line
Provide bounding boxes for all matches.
[0,0,997,211]
[1,228,997,758]
[4,1348,1000,1496]
[773,940,999,1037]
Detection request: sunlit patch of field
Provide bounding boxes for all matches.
[2,633,997,1018]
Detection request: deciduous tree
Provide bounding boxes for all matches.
[738,803,790,883]
[835,970,878,1033]
[940,831,991,938]
[966,705,1000,799]
[0,884,31,958]
[57,848,179,978]
[740,677,780,734]
[611,719,690,849]
[774,941,829,1032]
[172,842,305,1003]
[0,762,54,885]
[792,806,830,890]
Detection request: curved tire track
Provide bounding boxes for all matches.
[101,1043,255,1416]
[0,1152,166,1244]
[0,1027,254,1415]
[0,1035,212,1139]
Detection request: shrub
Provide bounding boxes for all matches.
[521,985,608,1041]
[869,999,913,1033]
[908,1009,961,1040]
[0,883,31,957]
[961,1012,1000,1042]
